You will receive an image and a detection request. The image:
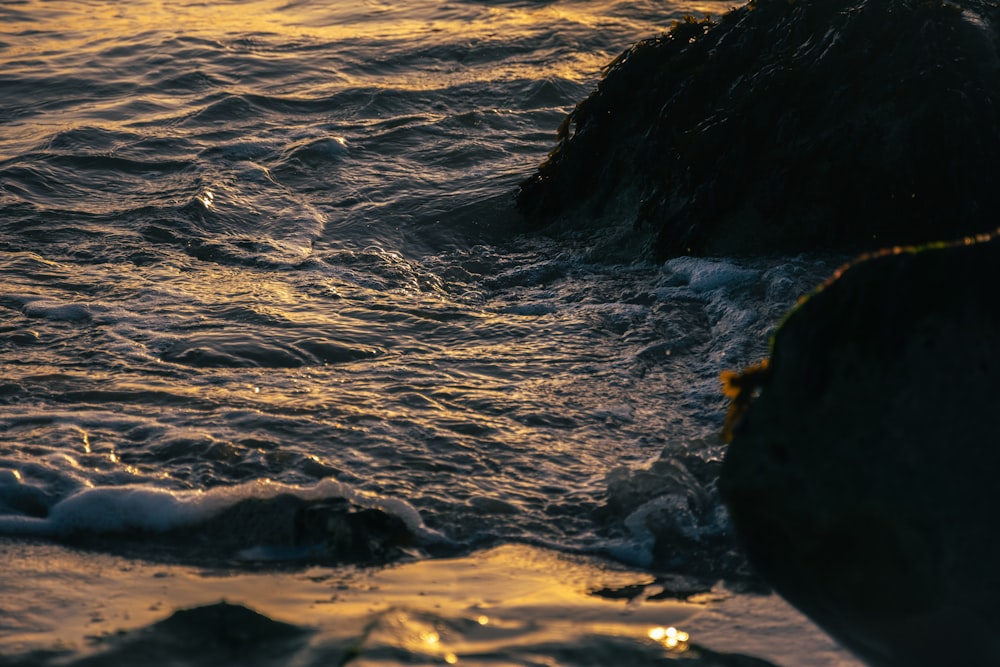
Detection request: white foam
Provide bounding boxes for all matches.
[662,257,759,293]
[592,404,635,422]
[48,485,202,534]
[21,300,95,322]
[0,477,442,542]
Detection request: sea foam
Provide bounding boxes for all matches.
[0,476,441,545]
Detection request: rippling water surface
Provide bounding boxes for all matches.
[0,2,857,664]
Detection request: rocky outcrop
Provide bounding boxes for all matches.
[518,0,1000,259]
[719,234,1000,666]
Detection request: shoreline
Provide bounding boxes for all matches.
[0,538,859,666]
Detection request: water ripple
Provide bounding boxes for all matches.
[0,0,767,568]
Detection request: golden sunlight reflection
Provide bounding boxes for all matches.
[0,542,854,665]
[196,190,215,209]
[648,625,691,652]
[77,428,92,454]
[0,0,681,98]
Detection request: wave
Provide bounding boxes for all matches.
[0,477,446,564]
[158,331,382,369]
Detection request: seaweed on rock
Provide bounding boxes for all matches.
[518,0,1000,259]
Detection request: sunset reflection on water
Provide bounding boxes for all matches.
[1,0,725,87]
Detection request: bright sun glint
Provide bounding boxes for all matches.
[648,626,690,650]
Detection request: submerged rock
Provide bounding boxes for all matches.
[168,494,417,564]
[598,452,755,582]
[518,0,1000,259]
[56,493,419,566]
[64,603,314,667]
[719,235,1000,665]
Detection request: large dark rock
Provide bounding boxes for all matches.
[719,234,1000,666]
[518,0,1000,259]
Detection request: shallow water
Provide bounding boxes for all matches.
[0,539,860,667]
[1,1,859,664]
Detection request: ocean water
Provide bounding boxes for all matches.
[0,1,860,665]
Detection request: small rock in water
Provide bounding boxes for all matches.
[53,493,419,566]
[172,494,417,564]
[64,602,314,667]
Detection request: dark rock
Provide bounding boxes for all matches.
[518,0,1000,259]
[142,601,308,646]
[165,494,417,564]
[67,602,315,667]
[59,493,419,567]
[719,234,1000,666]
[599,453,754,580]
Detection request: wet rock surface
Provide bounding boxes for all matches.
[176,494,418,564]
[518,0,1000,259]
[13,603,317,667]
[719,235,1000,666]
[598,452,758,584]
[63,494,420,567]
